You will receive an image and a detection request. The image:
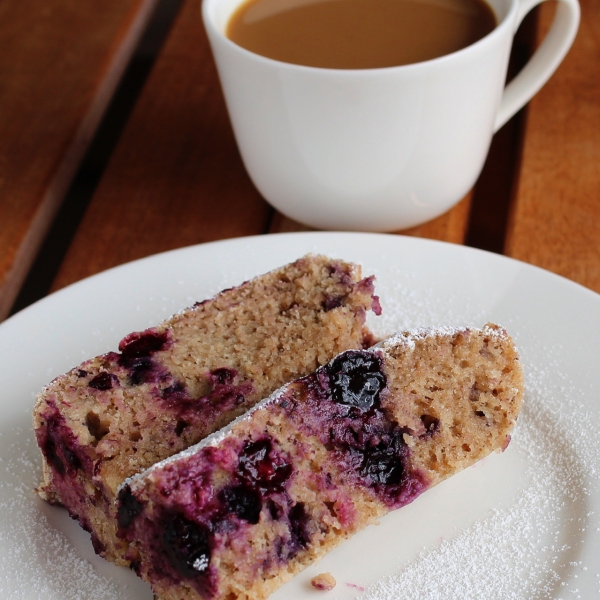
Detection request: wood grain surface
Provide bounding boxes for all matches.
[47,0,600,296]
[51,0,271,292]
[0,0,159,319]
[505,0,600,292]
[270,193,473,245]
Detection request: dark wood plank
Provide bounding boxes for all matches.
[505,0,600,292]
[270,193,472,244]
[51,0,271,292]
[0,0,159,319]
[465,7,540,254]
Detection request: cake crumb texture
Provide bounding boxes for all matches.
[119,324,523,600]
[32,254,379,564]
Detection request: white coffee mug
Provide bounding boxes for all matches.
[202,0,579,231]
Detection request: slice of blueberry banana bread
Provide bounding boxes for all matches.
[33,255,380,565]
[118,324,523,600]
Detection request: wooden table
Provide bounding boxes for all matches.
[1,0,599,321]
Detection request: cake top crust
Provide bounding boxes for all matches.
[378,323,510,351]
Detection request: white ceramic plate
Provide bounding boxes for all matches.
[1,232,599,600]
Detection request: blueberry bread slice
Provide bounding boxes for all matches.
[118,324,523,600]
[33,254,380,564]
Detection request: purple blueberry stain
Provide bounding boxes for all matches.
[162,514,213,581]
[371,294,382,316]
[356,275,382,316]
[62,444,83,472]
[220,484,262,524]
[118,329,171,358]
[120,356,155,386]
[89,372,118,391]
[270,502,311,562]
[160,369,253,424]
[133,350,426,586]
[237,438,292,493]
[323,294,345,312]
[117,484,144,532]
[116,349,432,590]
[324,351,386,412]
[280,350,428,508]
[267,499,283,520]
[209,367,235,386]
[117,435,297,592]
[162,381,189,405]
[322,269,381,317]
[116,329,171,385]
[358,438,405,485]
[361,329,380,349]
[327,263,353,285]
[207,368,252,409]
[42,435,64,476]
[287,502,310,551]
[37,402,90,479]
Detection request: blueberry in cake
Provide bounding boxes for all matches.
[118,324,524,600]
[33,255,380,565]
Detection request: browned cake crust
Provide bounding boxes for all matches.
[119,324,523,600]
[32,255,379,564]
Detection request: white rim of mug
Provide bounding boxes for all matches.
[201,0,520,74]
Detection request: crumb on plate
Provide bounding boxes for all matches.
[311,572,337,591]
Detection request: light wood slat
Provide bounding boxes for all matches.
[0,0,159,319]
[505,0,600,292]
[270,193,473,244]
[51,0,271,292]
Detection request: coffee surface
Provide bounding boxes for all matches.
[226,0,497,69]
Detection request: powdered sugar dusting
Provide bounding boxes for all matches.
[0,429,141,599]
[3,241,600,599]
[380,326,469,351]
[377,324,509,355]
[340,338,600,600]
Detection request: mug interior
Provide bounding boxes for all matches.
[204,0,516,62]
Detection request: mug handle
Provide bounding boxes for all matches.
[494,0,580,131]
